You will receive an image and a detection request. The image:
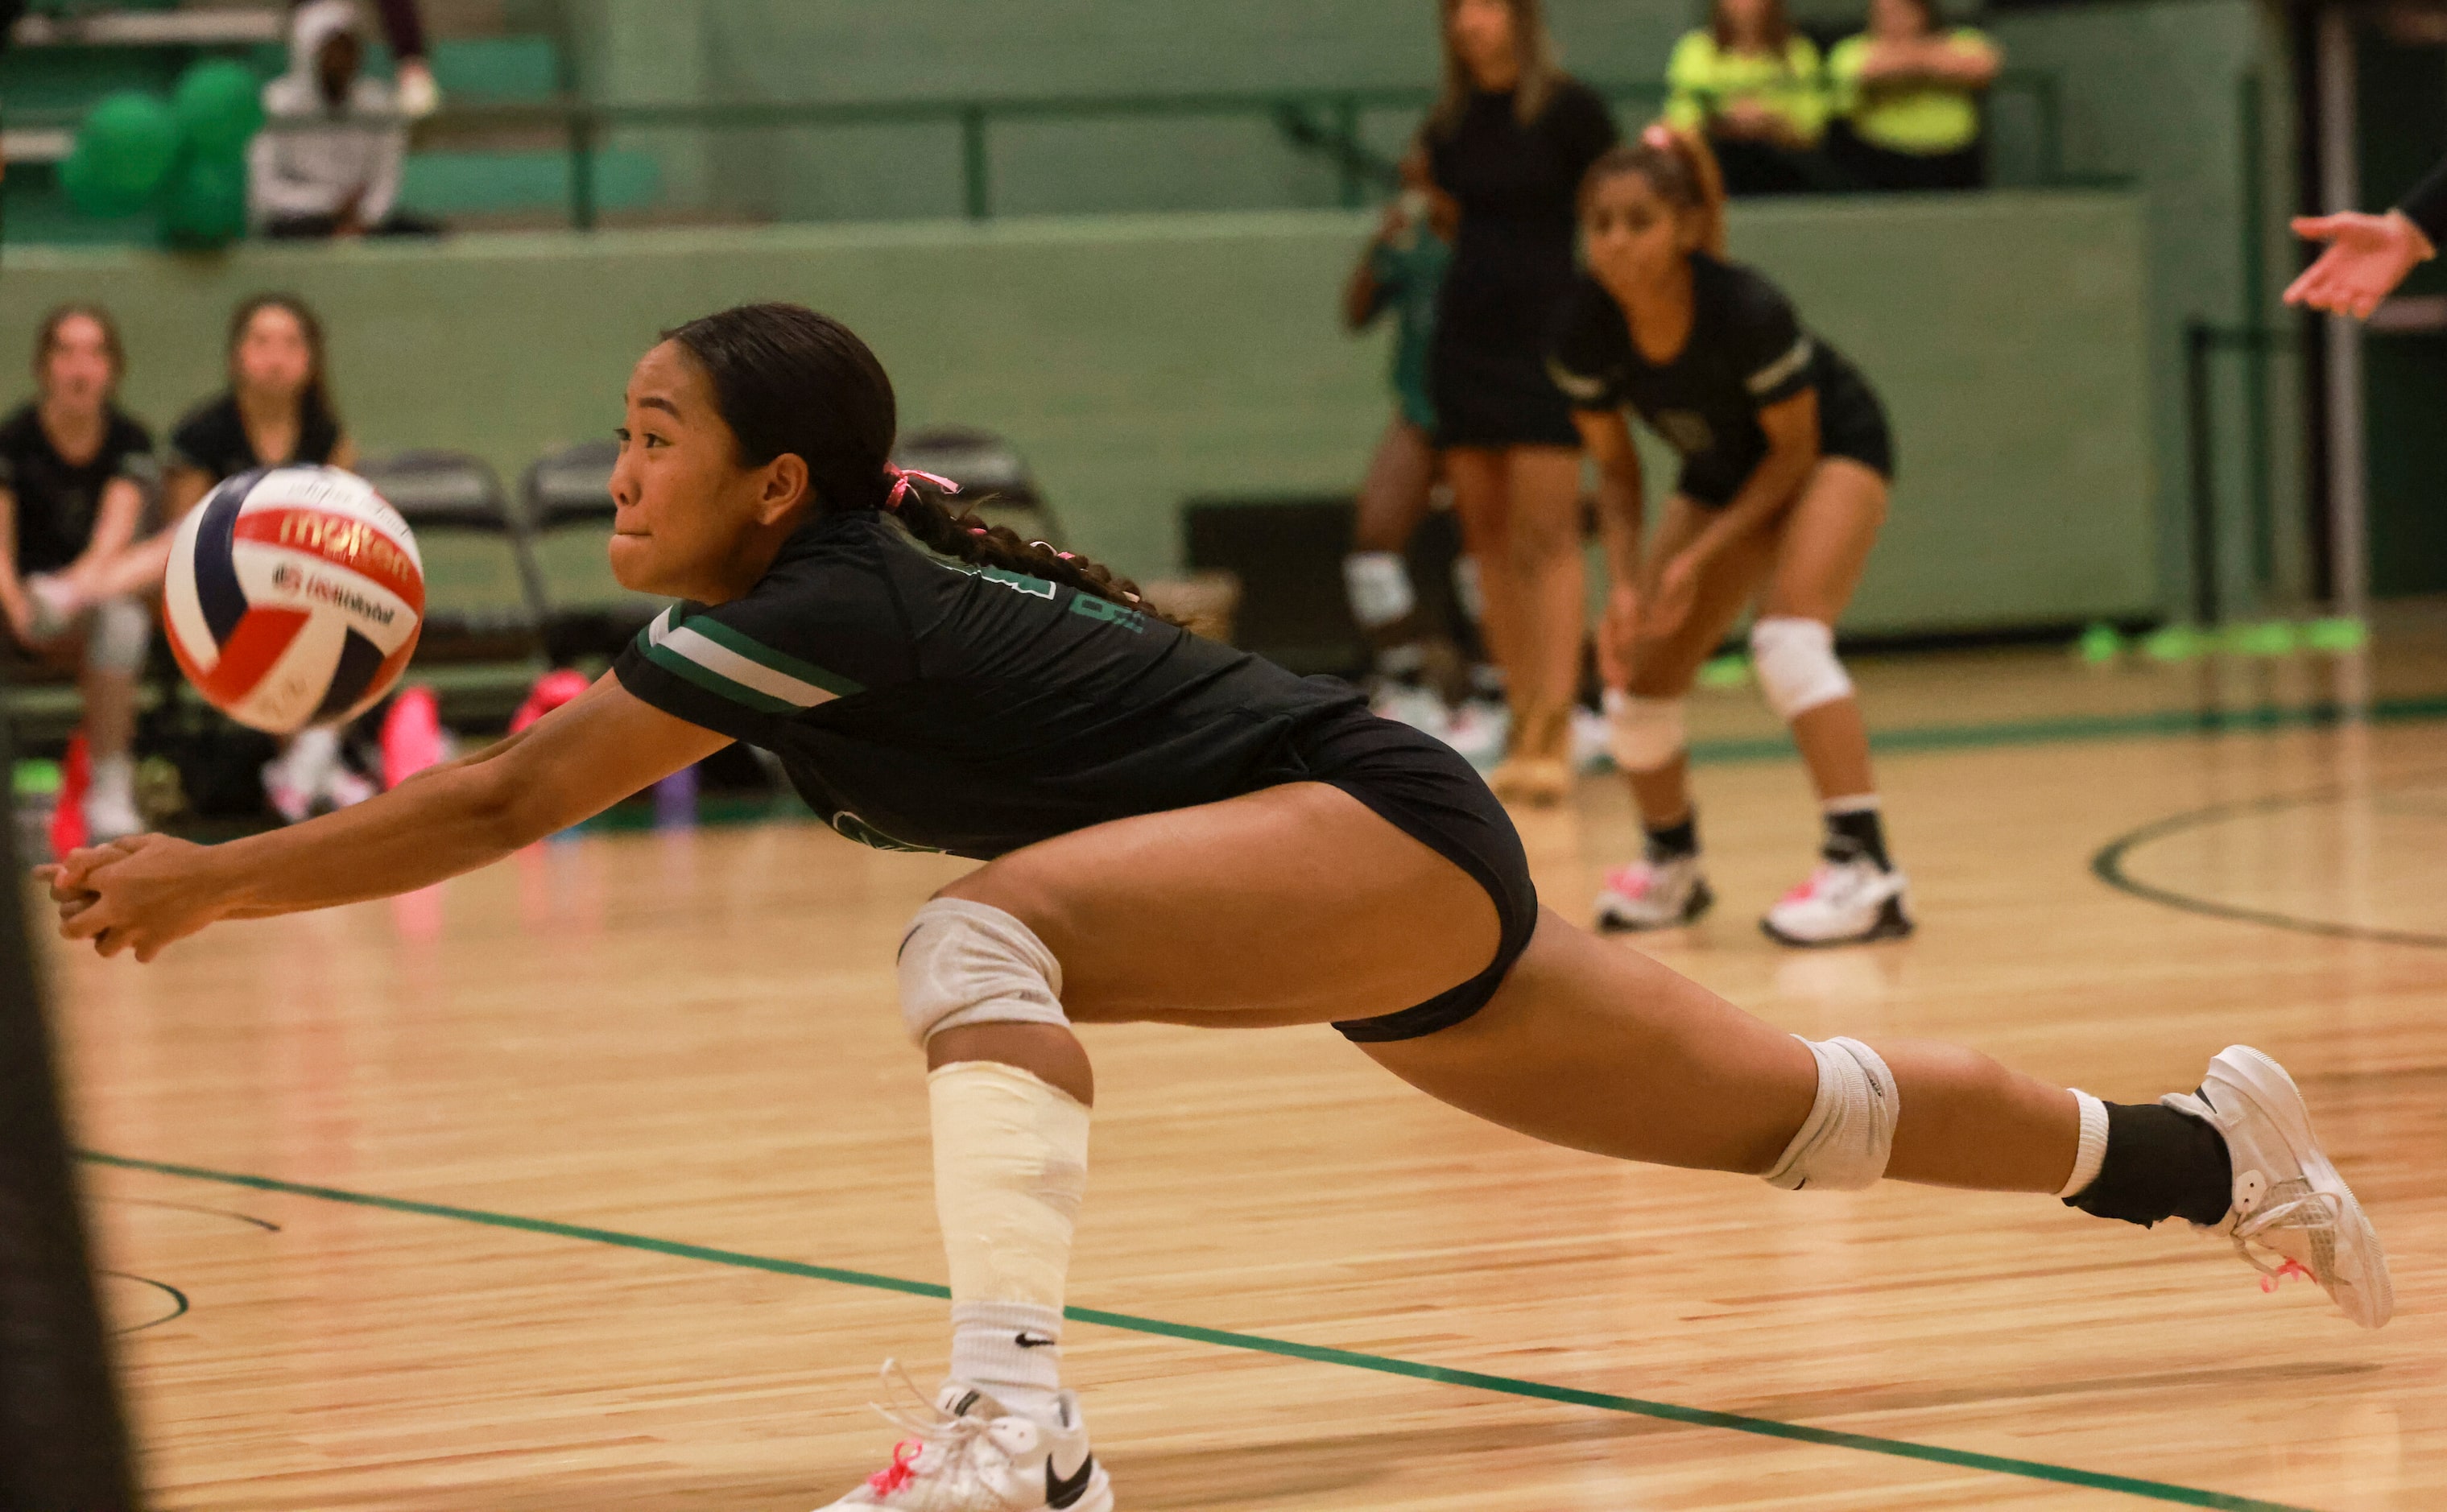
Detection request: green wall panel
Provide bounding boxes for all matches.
[0,192,2151,634]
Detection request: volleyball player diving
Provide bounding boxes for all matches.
[1559,126,1906,947]
[43,304,2391,1511]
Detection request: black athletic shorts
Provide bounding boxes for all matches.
[1271,709,1541,1042]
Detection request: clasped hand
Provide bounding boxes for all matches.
[35,833,223,962]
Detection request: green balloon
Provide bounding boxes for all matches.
[172,60,266,159]
[159,152,250,248]
[59,144,154,218]
[72,91,181,208]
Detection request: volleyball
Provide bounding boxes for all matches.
[163,465,424,735]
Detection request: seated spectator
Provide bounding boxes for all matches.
[251,0,439,239]
[84,294,369,823]
[0,307,157,840]
[1827,0,2000,192]
[1665,0,1829,196]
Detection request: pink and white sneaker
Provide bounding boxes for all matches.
[816,1365,1111,1511]
[1760,857,1913,947]
[2163,1046,2393,1328]
[1594,856,1713,932]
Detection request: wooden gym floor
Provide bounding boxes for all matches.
[50,626,2447,1511]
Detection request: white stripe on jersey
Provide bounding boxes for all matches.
[648,609,840,710]
[1746,336,1815,397]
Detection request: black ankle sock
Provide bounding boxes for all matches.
[1822,806,1891,870]
[2065,1101,2233,1229]
[1644,812,1698,863]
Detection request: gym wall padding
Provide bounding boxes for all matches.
[0,189,2152,634]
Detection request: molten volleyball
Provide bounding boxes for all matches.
[163,465,424,735]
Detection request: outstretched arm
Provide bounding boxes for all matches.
[43,675,730,960]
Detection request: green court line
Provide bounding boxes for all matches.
[1691,692,2447,768]
[79,1149,2318,1512]
[2090,782,2447,951]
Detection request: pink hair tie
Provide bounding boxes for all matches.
[885,465,961,510]
[1642,123,1676,151]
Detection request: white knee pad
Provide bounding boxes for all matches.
[898,898,1068,1047]
[1602,688,1685,772]
[1749,616,1853,723]
[1342,551,1416,631]
[1765,1035,1898,1192]
[85,595,151,675]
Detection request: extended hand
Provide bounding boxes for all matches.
[37,833,229,962]
[2286,211,2435,320]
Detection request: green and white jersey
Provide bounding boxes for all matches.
[612,510,1364,857]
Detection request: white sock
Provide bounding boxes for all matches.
[1822,793,1881,816]
[87,754,134,804]
[2056,1090,2111,1200]
[930,1061,1089,1427]
[950,1300,1064,1423]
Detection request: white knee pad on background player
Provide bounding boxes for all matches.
[1765,1036,1899,1191]
[899,897,1069,1046]
[1342,552,1416,631]
[1750,616,1853,722]
[1602,688,1685,772]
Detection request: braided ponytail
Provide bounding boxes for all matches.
[661,302,1154,615]
[883,475,1155,609]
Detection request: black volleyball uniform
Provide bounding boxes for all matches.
[611,510,1539,1042]
[1427,80,1618,448]
[1547,254,1893,506]
[0,404,157,575]
[168,391,343,481]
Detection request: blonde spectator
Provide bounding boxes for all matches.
[1664,0,1828,196]
[1828,0,2000,192]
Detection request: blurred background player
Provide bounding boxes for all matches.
[1337,150,1491,749]
[85,294,367,823]
[2286,151,2445,319]
[1553,128,1907,947]
[1423,0,1617,804]
[0,307,155,842]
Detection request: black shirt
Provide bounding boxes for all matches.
[0,404,157,574]
[612,510,1366,859]
[1548,254,1867,506]
[1427,80,1618,345]
[168,391,343,482]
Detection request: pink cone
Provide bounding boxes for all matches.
[381,686,448,790]
[510,668,590,735]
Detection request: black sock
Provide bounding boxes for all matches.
[2065,1101,2233,1228]
[1644,811,1698,864]
[1822,804,1891,870]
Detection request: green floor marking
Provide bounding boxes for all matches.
[81,1150,2321,1512]
[1690,692,2447,769]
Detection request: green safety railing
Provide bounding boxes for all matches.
[406,70,2068,231]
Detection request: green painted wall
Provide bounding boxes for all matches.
[0,191,2151,633]
[1986,0,2301,616]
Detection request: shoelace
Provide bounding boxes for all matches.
[2230,1179,2345,1291]
[858,1361,1007,1504]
